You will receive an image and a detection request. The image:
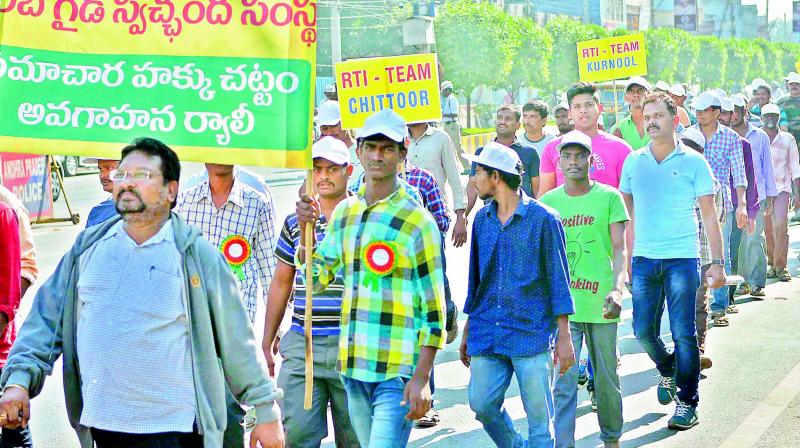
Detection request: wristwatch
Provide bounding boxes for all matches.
[710,258,725,266]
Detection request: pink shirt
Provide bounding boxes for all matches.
[768,131,800,195]
[540,131,633,189]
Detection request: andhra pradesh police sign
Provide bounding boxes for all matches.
[335,54,441,130]
[577,34,647,83]
[0,1,317,169]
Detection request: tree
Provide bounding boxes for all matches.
[435,0,516,126]
[643,28,689,85]
[545,17,607,96]
[694,36,727,90]
[725,38,759,93]
[754,39,783,85]
[501,16,553,103]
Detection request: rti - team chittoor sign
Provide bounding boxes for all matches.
[335,54,441,129]
[577,34,647,83]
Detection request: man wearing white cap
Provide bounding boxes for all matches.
[539,82,632,196]
[730,94,777,297]
[749,79,772,118]
[692,90,747,323]
[323,84,338,102]
[610,76,651,150]
[440,80,466,170]
[540,131,627,448]
[668,84,691,127]
[317,100,361,189]
[553,101,574,136]
[622,91,725,430]
[177,157,278,446]
[719,97,759,311]
[777,72,800,142]
[761,103,800,282]
[263,136,359,448]
[83,155,120,227]
[460,141,574,447]
[680,126,723,370]
[295,109,445,447]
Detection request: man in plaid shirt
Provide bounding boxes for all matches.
[296,109,445,447]
[177,163,277,447]
[692,91,747,323]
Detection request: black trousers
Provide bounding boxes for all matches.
[91,428,203,448]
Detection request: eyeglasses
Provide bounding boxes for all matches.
[110,170,157,182]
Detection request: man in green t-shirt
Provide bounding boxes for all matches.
[540,130,629,448]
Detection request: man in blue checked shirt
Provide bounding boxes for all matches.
[262,136,360,448]
[177,163,277,447]
[460,141,575,448]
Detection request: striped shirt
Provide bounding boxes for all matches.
[692,123,747,214]
[177,177,276,323]
[275,213,344,337]
[298,184,446,382]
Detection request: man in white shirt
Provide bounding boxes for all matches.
[441,80,467,171]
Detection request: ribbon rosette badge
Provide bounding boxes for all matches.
[220,235,251,280]
[362,240,397,277]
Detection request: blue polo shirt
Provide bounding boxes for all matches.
[619,142,716,260]
[464,192,574,358]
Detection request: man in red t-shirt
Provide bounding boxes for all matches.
[0,201,28,446]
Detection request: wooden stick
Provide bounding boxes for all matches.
[303,171,314,410]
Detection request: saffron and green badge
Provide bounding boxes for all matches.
[362,240,397,277]
[220,234,251,281]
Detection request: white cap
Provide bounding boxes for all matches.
[783,71,798,81]
[317,101,341,126]
[680,127,706,149]
[720,97,733,112]
[625,76,650,92]
[654,80,671,91]
[669,84,686,97]
[312,136,350,165]
[324,84,336,93]
[712,88,727,99]
[752,78,769,90]
[731,93,747,108]
[556,130,592,153]
[693,91,722,110]
[440,80,453,90]
[462,142,522,175]
[360,109,408,143]
[785,72,800,84]
[761,103,781,116]
[553,101,569,112]
[81,156,118,164]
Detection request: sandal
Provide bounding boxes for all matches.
[779,270,792,282]
[734,283,750,296]
[713,316,730,327]
[751,287,766,297]
[767,268,778,279]
[727,305,739,314]
[415,409,440,428]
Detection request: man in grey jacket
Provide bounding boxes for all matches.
[0,138,284,448]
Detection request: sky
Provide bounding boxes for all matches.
[741,0,792,21]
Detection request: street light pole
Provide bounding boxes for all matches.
[331,0,342,66]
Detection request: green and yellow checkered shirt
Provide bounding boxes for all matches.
[298,184,446,383]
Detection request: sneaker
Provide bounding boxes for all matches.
[668,399,699,430]
[577,359,589,387]
[590,390,597,412]
[657,376,677,405]
[700,356,713,370]
[445,301,458,344]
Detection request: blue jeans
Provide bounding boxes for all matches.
[631,257,701,407]
[711,212,733,313]
[341,376,413,448]
[468,352,555,448]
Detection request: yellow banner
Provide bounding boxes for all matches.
[335,53,441,130]
[0,0,316,169]
[577,34,647,83]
